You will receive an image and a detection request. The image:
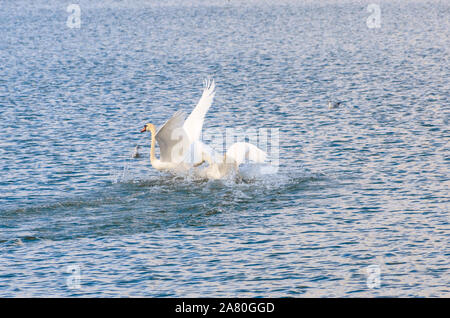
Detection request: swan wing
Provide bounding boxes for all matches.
[183,79,216,143]
[225,142,267,166]
[155,110,189,162]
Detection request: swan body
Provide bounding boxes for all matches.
[140,123,189,172]
[196,142,268,180]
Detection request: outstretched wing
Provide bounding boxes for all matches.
[183,78,216,143]
[225,142,267,166]
[155,110,189,162]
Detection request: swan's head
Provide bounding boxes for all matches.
[140,123,155,133]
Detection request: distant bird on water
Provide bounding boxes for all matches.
[328,101,343,110]
[132,145,141,158]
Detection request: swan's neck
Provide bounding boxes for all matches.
[149,127,160,168]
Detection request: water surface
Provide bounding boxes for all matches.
[0,0,449,297]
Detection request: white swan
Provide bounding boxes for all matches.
[194,141,268,180]
[140,79,216,172]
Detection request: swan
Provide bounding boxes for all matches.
[140,79,216,172]
[194,141,268,180]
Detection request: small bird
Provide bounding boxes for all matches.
[132,145,141,158]
[328,101,343,110]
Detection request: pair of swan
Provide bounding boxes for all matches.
[140,79,267,179]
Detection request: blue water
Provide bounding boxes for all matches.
[0,0,449,297]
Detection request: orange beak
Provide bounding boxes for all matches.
[140,126,146,133]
